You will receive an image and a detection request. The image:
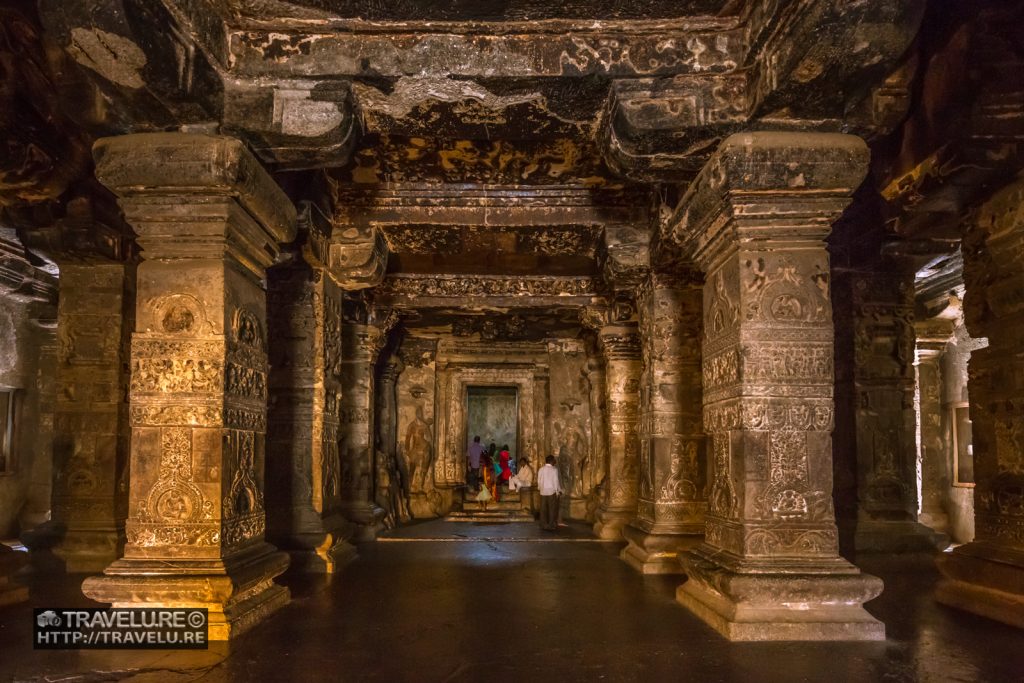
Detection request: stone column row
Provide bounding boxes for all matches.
[82,133,295,639]
[937,174,1024,628]
[622,275,706,573]
[670,132,885,641]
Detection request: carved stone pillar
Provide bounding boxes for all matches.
[265,255,355,572]
[833,267,946,551]
[338,310,388,541]
[622,274,705,573]
[375,354,409,527]
[916,320,955,536]
[937,177,1024,629]
[81,133,296,639]
[671,132,884,641]
[592,326,642,541]
[48,259,134,572]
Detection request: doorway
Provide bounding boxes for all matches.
[466,386,519,462]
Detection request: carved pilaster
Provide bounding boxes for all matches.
[81,133,296,640]
[669,132,884,641]
[622,273,705,573]
[265,254,355,573]
[937,175,1024,629]
[592,324,641,541]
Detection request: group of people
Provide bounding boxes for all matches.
[466,436,563,531]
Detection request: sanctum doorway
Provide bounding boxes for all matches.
[466,386,519,465]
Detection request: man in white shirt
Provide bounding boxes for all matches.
[536,454,562,531]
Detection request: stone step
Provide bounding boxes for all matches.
[445,510,535,523]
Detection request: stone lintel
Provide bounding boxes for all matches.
[665,132,869,269]
[375,275,601,310]
[93,133,297,250]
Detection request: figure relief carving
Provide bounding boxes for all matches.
[660,436,700,502]
[555,416,590,498]
[403,405,434,493]
[706,270,738,339]
[151,294,210,336]
[743,257,829,326]
[223,430,264,520]
[129,426,217,548]
[131,357,223,394]
[639,438,655,500]
[709,433,738,518]
[232,306,265,351]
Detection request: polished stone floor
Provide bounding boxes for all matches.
[1,522,1022,682]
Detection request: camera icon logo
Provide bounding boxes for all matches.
[37,610,61,628]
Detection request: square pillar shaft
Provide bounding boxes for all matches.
[338,320,386,540]
[266,258,355,572]
[81,133,297,640]
[593,326,642,540]
[833,267,947,551]
[50,261,133,572]
[936,176,1024,629]
[622,277,706,572]
[669,132,884,641]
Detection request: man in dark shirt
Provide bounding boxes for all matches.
[467,436,484,491]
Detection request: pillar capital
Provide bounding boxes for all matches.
[300,200,388,291]
[665,132,869,270]
[93,133,296,275]
[597,326,642,361]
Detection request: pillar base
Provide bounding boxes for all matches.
[269,514,357,574]
[0,546,29,607]
[593,506,632,541]
[280,533,357,574]
[621,523,701,575]
[82,543,290,640]
[676,545,885,641]
[53,528,124,574]
[340,503,387,542]
[936,541,1024,629]
[854,519,949,553]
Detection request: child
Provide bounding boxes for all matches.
[475,479,493,511]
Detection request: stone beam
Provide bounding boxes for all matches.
[374,275,602,310]
[220,22,745,80]
[936,173,1024,629]
[669,132,885,641]
[82,133,296,640]
[601,0,924,182]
